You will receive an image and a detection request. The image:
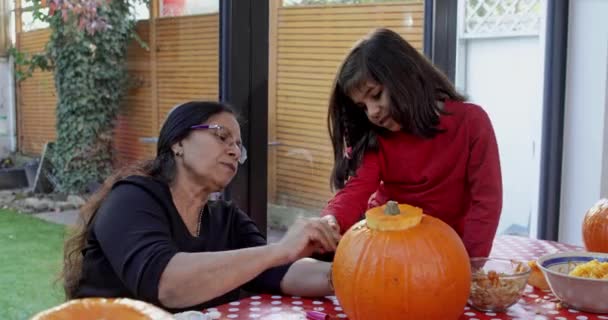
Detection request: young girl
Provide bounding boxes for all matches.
[320,28,502,258]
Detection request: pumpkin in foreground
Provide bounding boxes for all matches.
[30,297,174,320]
[332,201,472,320]
[582,199,608,253]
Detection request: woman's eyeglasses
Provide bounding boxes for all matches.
[190,124,247,164]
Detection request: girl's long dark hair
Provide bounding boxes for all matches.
[61,101,235,299]
[328,28,466,190]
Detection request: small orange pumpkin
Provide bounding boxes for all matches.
[30,298,174,320]
[582,199,608,253]
[332,201,471,320]
[527,260,550,290]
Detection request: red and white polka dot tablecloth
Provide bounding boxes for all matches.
[206,235,607,320]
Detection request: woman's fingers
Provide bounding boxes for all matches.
[321,215,341,233]
[307,220,339,252]
[280,217,342,261]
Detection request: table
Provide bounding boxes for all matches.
[206,235,608,320]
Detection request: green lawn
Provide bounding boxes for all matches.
[0,209,66,320]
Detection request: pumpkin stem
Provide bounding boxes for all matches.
[384,201,400,215]
[366,202,423,231]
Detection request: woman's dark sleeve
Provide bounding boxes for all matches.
[93,184,179,304]
[232,207,292,294]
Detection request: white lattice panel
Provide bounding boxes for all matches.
[462,0,542,38]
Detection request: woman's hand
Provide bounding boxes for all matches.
[274,217,341,264]
[320,215,340,233]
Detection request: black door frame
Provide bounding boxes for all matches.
[537,0,569,241]
[219,0,269,236]
[425,0,458,82]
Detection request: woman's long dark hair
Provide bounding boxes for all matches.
[328,28,466,190]
[61,101,235,299]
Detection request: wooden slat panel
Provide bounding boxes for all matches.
[278,52,352,62]
[156,47,218,55]
[277,166,332,187]
[279,22,423,32]
[277,107,328,119]
[275,183,332,208]
[278,83,331,94]
[276,148,333,167]
[276,146,334,168]
[155,31,218,40]
[18,29,51,52]
[277,39,423,52]
[277,90,330,101]
[277,77,334,88]
[17,29,56,155]
[277,146,333,163]
[277,155,333,173]
[278,46,354,55]
[276,193,329,211]
[277,113,327,127]
[156,14,219,29]
[276,184,331,205]
[155,13,219,124]
[278,3,423,15]
[155,60,218,68]
[272,1,424,210]
[278,32,423,42]
[277,125,331,141]
[276,180,332,200]
[276,131,331,146]
[278,11,423,22]
[156,69,219,77]
[277,95,329,109]
[113,21,155,165]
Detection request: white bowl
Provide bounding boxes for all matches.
[537,251,608,314]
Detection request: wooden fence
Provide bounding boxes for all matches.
[15,0,424,210]
[16,10,219,161]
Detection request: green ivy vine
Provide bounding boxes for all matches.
[11,0,148,193]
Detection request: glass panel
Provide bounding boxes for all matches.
[267,0,426,241]
[13,0,219,164]
[115,0,219,164]
[455,0,547,238]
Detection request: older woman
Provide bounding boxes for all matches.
[61,101,340,313]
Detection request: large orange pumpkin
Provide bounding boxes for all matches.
[30,298,174,320]
[332,201,471,320]
[582,198,608,253]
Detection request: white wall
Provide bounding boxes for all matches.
[559,0,608,246]
[463,37,544,237]
[0,56,16,157]
[0,0,15,158]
